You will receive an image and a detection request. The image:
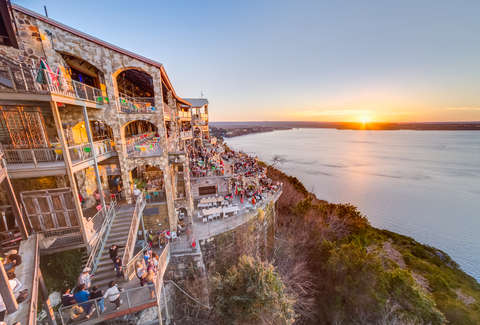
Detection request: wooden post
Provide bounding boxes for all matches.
[0,262,17,314]
[39,270,57,325]
[4,173,28,239]
[50,101,90,248]
[82,105,106,211]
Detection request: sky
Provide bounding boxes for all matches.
[17,0,480,122]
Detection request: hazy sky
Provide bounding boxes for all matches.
[18,0,480,122]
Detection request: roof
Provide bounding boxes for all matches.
[183,98,209,108]
[12,4,191,106]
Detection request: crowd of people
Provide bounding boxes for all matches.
[135,249,161,299]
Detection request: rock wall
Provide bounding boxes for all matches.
[165,199,277,321]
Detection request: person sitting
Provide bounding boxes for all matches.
[61,288,76,306]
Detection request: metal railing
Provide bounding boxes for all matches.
[193,184,283,240]
[38,68,105,104]
[0,58,49,95]
[123,245,149,280]
[122,194,146,280]
[84,202,117,274]
[69,139,114,162]
[180,130,193,139]
[58,284,156,325]
[118,93,156,114]
[0,145,61,166]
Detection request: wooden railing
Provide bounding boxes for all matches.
[154,243,170,294]
[178,111,191,119]
[0,146,60,166]
[118,93,156,113]
[27,235,40,325]
[122,194,146,279]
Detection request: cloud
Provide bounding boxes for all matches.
[445,107,480,112]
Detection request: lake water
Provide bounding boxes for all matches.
[226,128,480,281]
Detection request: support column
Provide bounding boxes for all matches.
[4,175,28,239]
[50,101,89,248]
[39,270,57,325]
[163,165,177,232]
[82,105,106,210]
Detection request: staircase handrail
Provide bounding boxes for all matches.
[84,201,117,274]
[121,194,146,275]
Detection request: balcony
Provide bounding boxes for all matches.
[118,93,157,114]
[0,60,106,107]
[126,133,163,158]
[180,130,193,139]
[178,110,191,120]
[0,139,115,177]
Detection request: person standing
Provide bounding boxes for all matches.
[113,257,123,278]
[135,261,147,286]
[78,267,93,289]
[90,286,104,313]
[109,244,123,262]
[103,281,122,310]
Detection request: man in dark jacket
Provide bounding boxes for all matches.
[109,244,124,262]
[61,288,76,306]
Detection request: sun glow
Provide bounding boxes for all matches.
[359,115,372,124]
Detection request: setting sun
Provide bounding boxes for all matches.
[359,116,372,124]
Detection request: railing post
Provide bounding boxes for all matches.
[31,149,37,167]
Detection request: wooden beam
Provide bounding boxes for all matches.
[0,262,17,314]
[50,101,89,247]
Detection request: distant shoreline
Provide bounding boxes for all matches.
[211,121,480,133]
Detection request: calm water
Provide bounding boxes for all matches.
[227,128,480,281]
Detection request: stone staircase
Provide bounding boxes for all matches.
[91,206,134,289]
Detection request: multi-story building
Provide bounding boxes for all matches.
[0,1,199,323]
[0,2,282,324]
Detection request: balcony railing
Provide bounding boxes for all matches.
[0,61,49,94]
[69,139,115,162]
[126,133,162,158]
[0,145,61,166]
[180,130,193,139]
[178,111,191,119]
[38,69,105,104]
[118,93,157,114]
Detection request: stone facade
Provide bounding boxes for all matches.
[0,5,200,239]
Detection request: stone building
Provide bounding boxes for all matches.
[0,2,281,324]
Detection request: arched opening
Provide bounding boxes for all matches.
[124,120,162,157]
[131,165,165,203]
[66,120,113,145]
[58,52,105,103]
[116,69,156,113]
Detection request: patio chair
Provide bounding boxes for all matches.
[208,215,214,222]
[203,217,207,223]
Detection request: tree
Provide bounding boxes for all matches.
[212,255,295,325]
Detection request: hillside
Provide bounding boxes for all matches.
[266,165,480,324]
